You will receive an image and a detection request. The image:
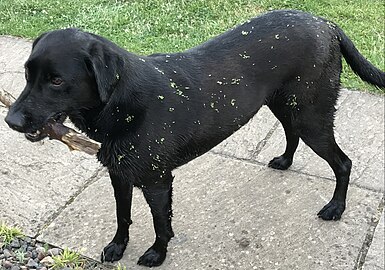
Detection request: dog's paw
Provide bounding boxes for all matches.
[317,200,345,220]
[101,241,127,263]
[137,246,166,267]
[268,156,292,170]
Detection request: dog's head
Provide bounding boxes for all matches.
[5,28,123,141]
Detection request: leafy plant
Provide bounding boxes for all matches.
[52,247,85,269]
[43,242,50,252]
[14,249,26,263]
[115,263,127,270]
[0,222,24,245]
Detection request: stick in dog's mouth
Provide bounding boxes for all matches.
[25,112,67,142]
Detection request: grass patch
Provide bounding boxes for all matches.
[52,247,85,269]
[114,263,127,270]
[0,0,383,92]
[14,249,27,264]
[0,222,24,245]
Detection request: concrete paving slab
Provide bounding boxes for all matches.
[0,37,31,98]
[0,72,25,99]
[211,106,278,159]
[0,36,31,72]
[0,107,102,236]
[363,212,385,270]
[38,153,382,270]
[256,90,384,189]
[357,139,385,192]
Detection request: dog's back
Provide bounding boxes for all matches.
[142,10,383,170]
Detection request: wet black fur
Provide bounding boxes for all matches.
[5,10,385,267]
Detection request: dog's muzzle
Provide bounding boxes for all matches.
[24,112,67,142]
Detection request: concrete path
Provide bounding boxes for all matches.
[0,36,384,270]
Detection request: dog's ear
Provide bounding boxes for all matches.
[86,41,123,103]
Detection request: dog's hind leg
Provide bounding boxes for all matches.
[267,97,300,170]
[300,127,352,220]
[293,79,352,220]
[138,172,174,267]
[102,171,133,262]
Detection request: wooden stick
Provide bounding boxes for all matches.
[1,87,100,155]
[0,88,14,108]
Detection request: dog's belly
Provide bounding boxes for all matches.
[155,85,268,169]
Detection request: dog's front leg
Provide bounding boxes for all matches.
[137,173,174,267]
[101,171,133,262]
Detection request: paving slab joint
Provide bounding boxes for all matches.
[211,151,267,169]
[33,165,106,238]
[210,151,384,198]
[0,70,24,75]
[355,143,385,186]
[350,182,385,194]
[251,119,281,159]
[354,196,385,270]
[211,119,280,159]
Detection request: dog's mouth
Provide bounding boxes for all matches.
[25,129,45,142]
[25,112,67,142]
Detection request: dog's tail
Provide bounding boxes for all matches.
[336,27,385,90]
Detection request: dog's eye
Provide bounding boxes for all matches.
[51,77,63,86]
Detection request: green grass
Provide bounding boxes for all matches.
[0,222,24,245]
[52,247,85,269]
[114,263,127,270]
[0,0,383,92]
[14,249,27,263]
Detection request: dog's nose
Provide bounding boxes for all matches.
[4,110,26,132]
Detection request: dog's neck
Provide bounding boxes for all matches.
[68,105,105,142]
[69,96,146,144]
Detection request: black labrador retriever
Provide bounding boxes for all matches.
[5,10,385,267]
